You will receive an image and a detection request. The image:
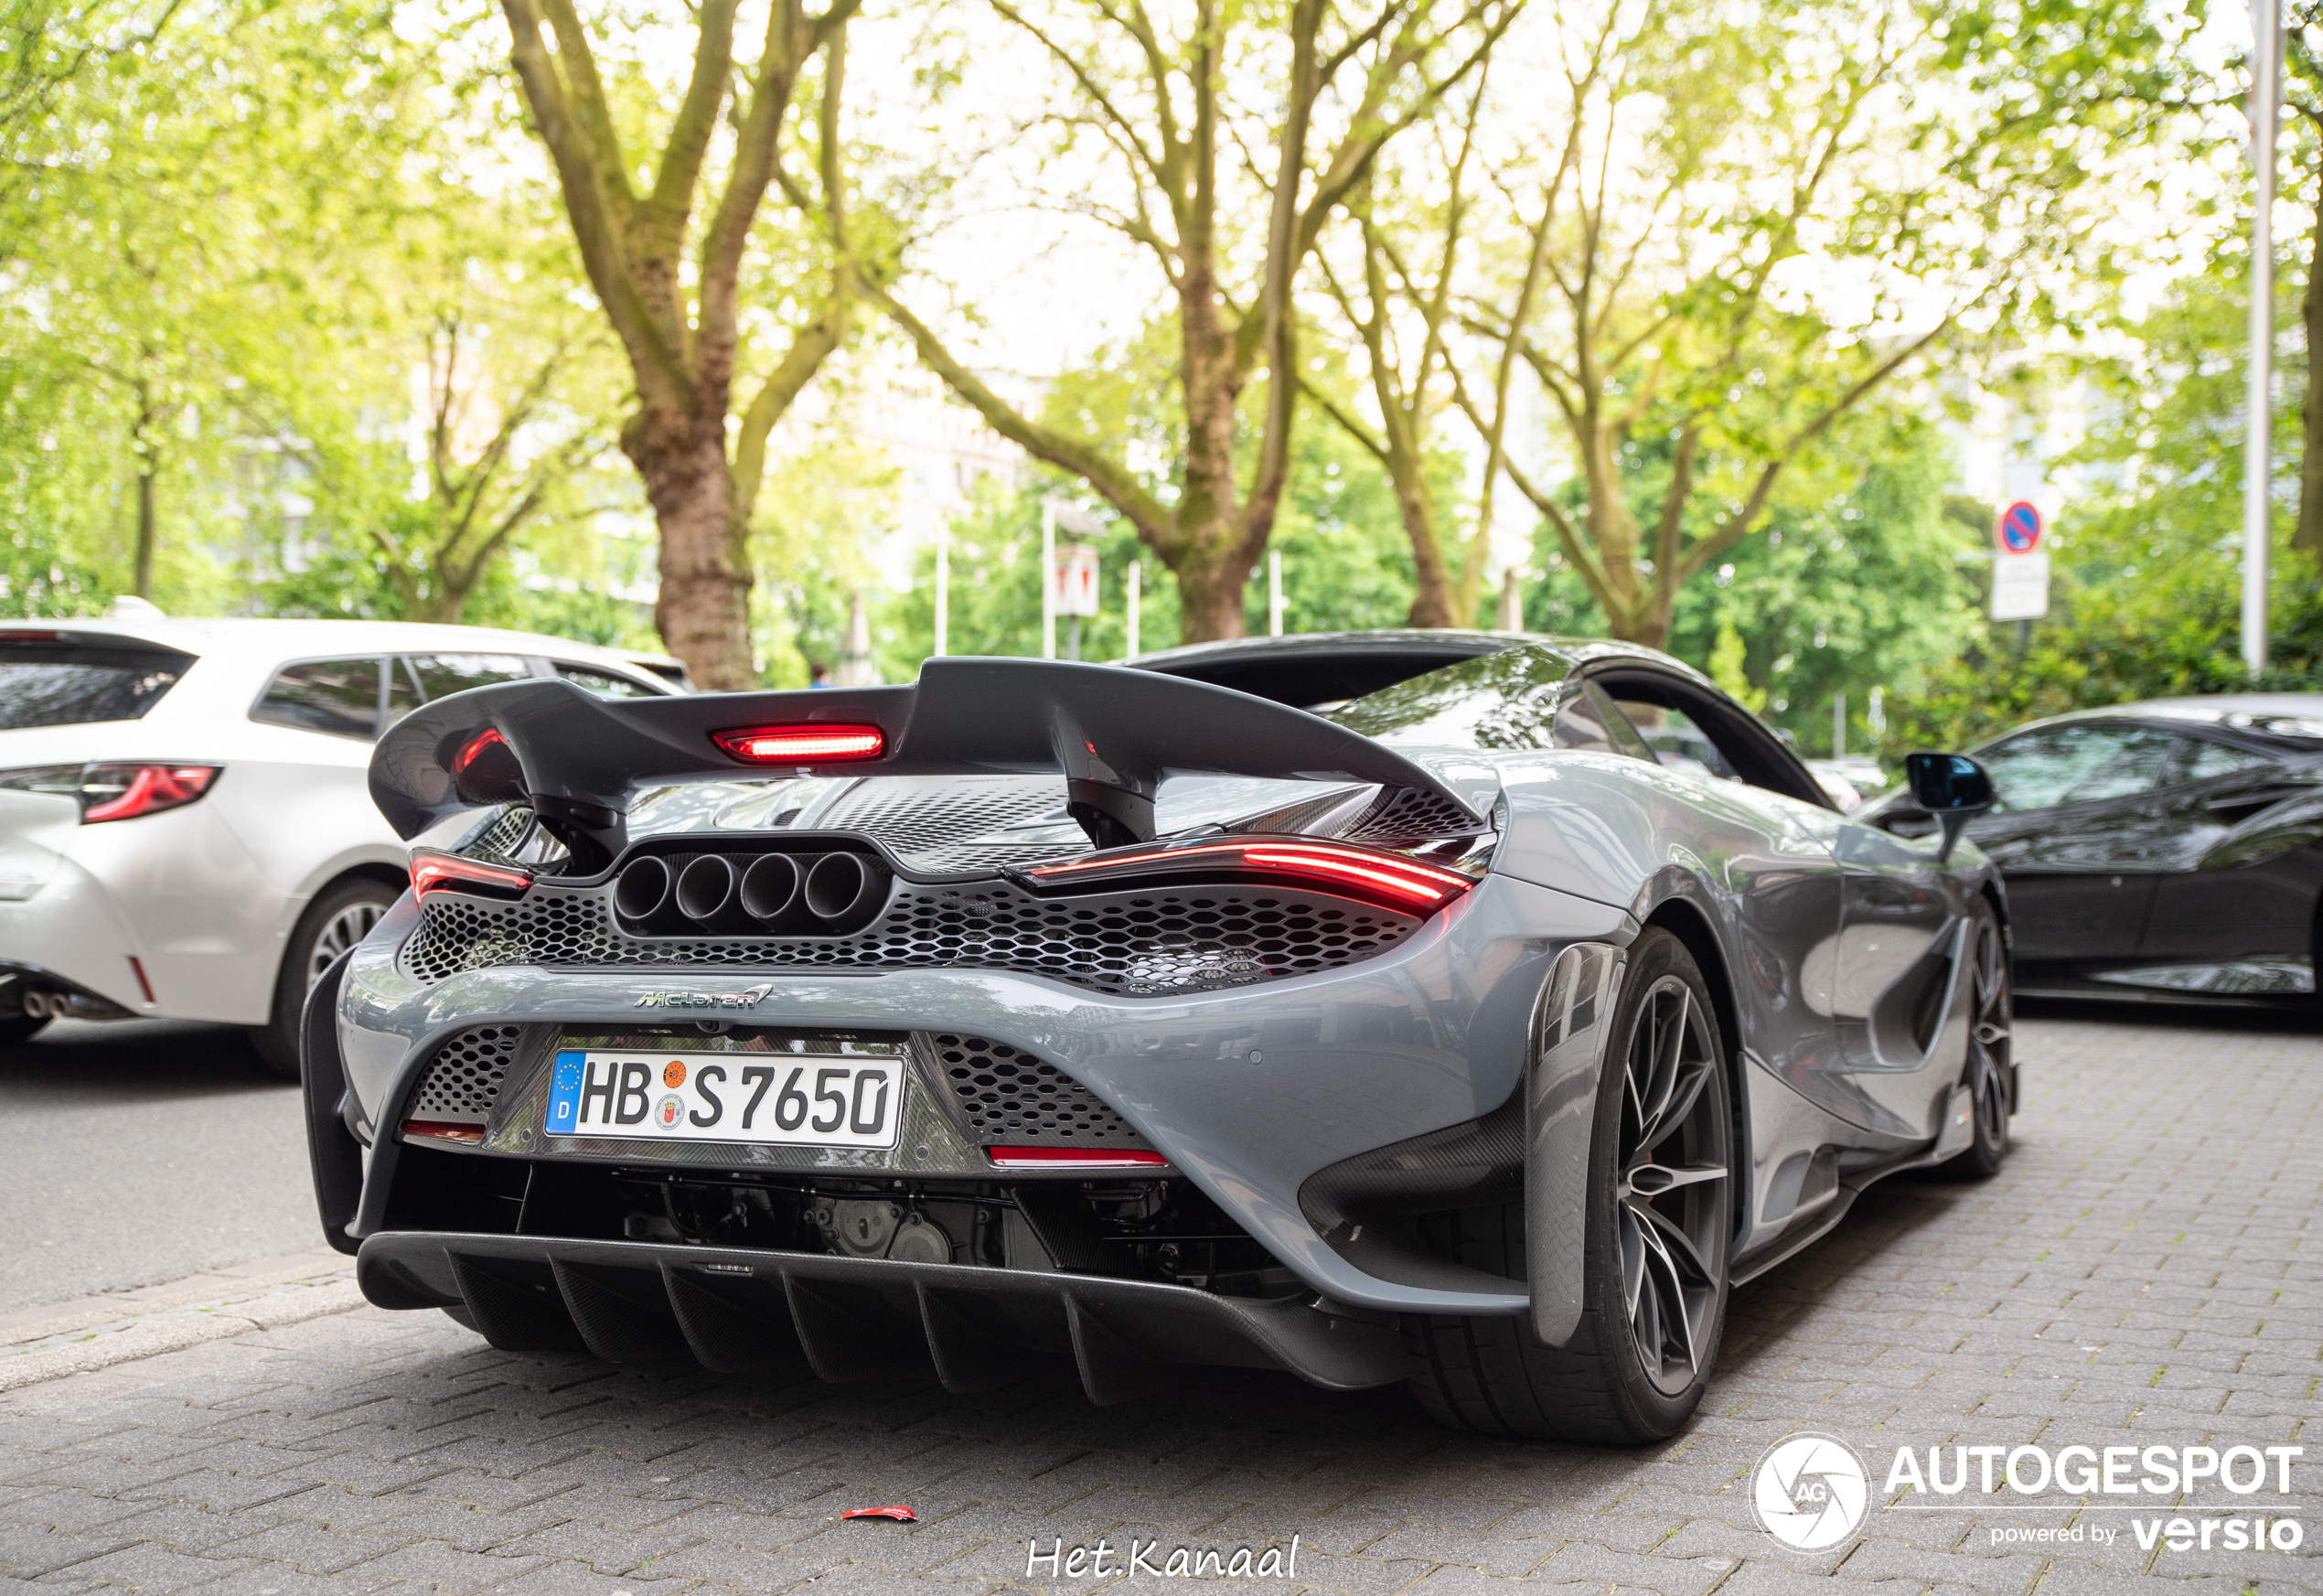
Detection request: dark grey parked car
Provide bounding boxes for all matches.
[1863,694,2323,1004]
[307,632,2009,1442]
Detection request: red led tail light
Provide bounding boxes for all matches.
[712,723,885,764]
[410,851,533,900]
[80,764,220,823]
[987,1146,1168,1171]
[1015,835,1474,914]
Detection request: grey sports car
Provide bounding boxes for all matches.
[308,632,2011,1442]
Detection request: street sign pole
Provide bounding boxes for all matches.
[1040,500,1056,660]
[933,526,949,658]
[2246,0,2281,674]
[1990,501,2051,639]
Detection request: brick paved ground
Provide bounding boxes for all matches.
[2,1011,2317,1594]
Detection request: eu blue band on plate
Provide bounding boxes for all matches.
[546,1050,585,1132]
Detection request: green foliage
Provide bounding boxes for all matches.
[876,379,1421,677]
[0,0,637,640]
[1526,409,1985,753]
[1708,617,1765,712]
[753,434,903,686]
[1890,259,2323,752]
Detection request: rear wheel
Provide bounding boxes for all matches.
[1940,904,2011,1180]
[252,876,399,1080]
[1407,928,1735,1442]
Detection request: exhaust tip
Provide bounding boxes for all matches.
[804,852,884,922]
[613,856,671,922]
[739,853,802,921]
[674,855,736,923]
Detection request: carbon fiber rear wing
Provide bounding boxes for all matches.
[369,656,1483,871]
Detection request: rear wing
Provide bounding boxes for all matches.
[370,656,1483,871]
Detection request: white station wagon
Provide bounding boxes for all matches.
[0,614,680,1072]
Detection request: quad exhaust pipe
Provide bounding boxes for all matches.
[614,849,889,936]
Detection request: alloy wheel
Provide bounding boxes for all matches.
[1616,974,1730,1397]
[1965,918,2011,1151]
[306,901,384,991]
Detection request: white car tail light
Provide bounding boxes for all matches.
[0,762,221,823]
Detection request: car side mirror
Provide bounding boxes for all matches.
[1903,752,1994,862]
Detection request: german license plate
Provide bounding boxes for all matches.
[542,1049,903,1149]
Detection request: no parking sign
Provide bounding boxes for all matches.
[1996,500,2044,554]
[1991,501,2050,621]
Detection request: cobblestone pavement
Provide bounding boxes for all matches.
[3,1011,2317,1595]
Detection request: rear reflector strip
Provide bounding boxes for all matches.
[1016,835,1473,913]
[987,1146,1168,1171]
[712,723,885,764]
[401,1119,485,1144]
[410,851,533,900]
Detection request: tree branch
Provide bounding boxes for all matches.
[872,284,1180,550]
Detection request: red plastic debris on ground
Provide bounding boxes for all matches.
[840,1505,916,1523]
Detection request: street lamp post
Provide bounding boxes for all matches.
[2247,0,2282,675]
[933,525,949,658]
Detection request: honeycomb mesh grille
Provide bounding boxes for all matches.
[466,806,532,860]
[921,1034,1150,1147]
[1342,785,1485,844]
[399,879,1417,998]
[408,1025,524,1123]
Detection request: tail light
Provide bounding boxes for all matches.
[448,726,526,805]
[712,723,884,763]
[410,850,532,900]
[988,1146,1168,1171]
[0,762,220,823]
[1014,834,1475,915]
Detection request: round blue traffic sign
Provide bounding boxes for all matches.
[1997,501,2044,554]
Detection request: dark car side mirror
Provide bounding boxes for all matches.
[1904,752,1995,862]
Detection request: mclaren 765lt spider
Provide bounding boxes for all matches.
[309,634,2011,1443]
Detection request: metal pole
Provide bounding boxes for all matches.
[1040,500,1056,660]
[1067,616,1080,662]
[1833,691,1846,760]
[933,525,949,658]
[1125,560,1140,659]
[1268,551,1284,637]
[2246,0,2281,675]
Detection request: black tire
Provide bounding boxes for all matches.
[252,876,400,1080]
[1939,901,2011,1181]
[1407,928,1735,1443]
[0,1010,50,1047]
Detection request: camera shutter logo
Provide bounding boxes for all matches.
[1752,1433,1870,1549]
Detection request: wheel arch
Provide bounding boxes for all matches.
[1638,894,1750,1240]
[271,864,410,1004]
[1977,877,2010,950]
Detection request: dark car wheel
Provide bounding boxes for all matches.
[1407,928,1734,1443]
[1940,902,2012,1181]
[252,877,400,1080]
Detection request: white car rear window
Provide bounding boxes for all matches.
[0,635,194,728]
